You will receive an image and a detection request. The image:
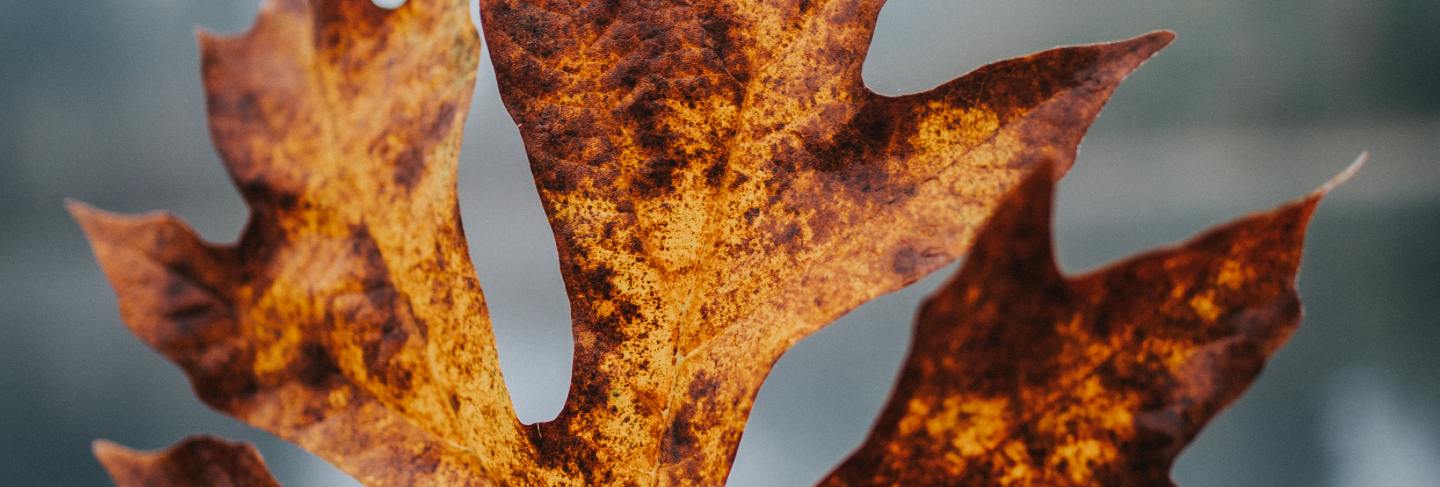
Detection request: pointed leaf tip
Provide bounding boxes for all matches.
[1095,30,1176,78]
[1314,152,1367,197]
[65,199,107,232]
[1134,30,1178,52]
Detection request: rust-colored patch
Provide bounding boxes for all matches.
[68,0,1346,485]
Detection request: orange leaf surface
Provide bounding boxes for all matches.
[69,0,1346,485]
[822,159,1359,486]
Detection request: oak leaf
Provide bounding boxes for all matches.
[67,0,1344,485]
[480,2,1169,483]
[821,159,1359,486]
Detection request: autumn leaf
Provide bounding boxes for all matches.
[66,0,1348,485]
[93,436,280,487]
[821,158,1361,486]
[73,0,525,484]
[480,2,1169,482]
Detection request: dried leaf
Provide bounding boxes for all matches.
[69,0,1347,485]
[822,158,1361,486]
[94,436,280,487]
[73,0,526,483]
[481,2,1168,481]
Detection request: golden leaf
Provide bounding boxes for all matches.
[481,1,1168,482]
[69,0,1345,485]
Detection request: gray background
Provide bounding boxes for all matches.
[3,0,1438,485]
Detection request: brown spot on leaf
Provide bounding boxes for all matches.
[296,342,341,391]
[391,146,425,190]
[891,245,919,277]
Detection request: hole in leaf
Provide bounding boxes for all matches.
[458,52,573,424]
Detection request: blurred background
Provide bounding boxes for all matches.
[2,0,1437,485]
